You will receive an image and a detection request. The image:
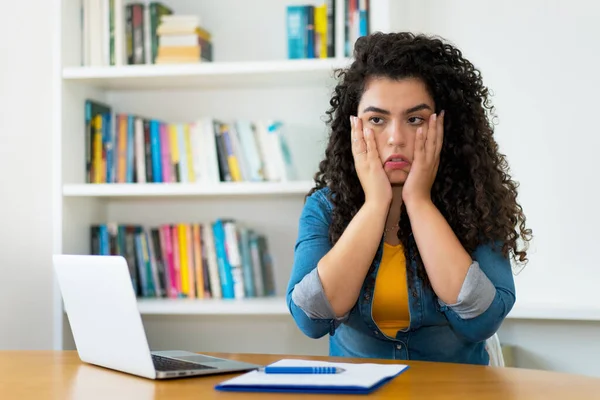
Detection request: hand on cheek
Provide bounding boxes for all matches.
[350,116,393,207]
[402,111,444,205]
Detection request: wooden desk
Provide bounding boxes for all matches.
[2,351,600,399]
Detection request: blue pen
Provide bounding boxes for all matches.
[260,366,345,374]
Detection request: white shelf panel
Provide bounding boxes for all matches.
[63,181,314,198]
[62,58,352,90]
[136,297,288,315]
[506,303,600,321]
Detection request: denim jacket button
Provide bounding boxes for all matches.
[396,344,402,350]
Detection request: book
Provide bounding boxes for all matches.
[215,358,409,394]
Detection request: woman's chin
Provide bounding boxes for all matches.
[387,170,408,185]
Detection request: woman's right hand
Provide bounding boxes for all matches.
[351,116,392,207]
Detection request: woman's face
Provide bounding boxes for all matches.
[357,76,435,185]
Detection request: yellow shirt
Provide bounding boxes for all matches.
[371,243,410,337]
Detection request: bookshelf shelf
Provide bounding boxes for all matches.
[62,58,352,90]
[136,297,288,315]
[62,181,314,198]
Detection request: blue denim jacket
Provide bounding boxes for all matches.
[286,187,516,365]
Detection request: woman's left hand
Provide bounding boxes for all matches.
[402,111,444,206]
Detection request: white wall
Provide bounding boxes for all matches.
[403,0,600,309]
[499,319,600,377]
[397,0,600,377]
[0,0,54,349]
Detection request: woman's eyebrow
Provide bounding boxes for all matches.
[362,103,433,115]
[362,106,391,115]
[404,103,432,114]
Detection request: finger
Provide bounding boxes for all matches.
[426,113,437,162]
[415,127,425,161]
[351,116,367,157]
[364,128,378,160]
[435,110,444,157]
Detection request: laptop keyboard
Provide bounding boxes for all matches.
[152,354,216,372]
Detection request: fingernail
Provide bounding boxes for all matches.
[417,127,423,135]
[349,116,354,126]
[363,128,369,136]
[432,113,437,121]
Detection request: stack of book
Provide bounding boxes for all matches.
[286,0,370,59]
[79,1,213,66]
[90,220,276,300]
[80,0,174,66]
[156,15,213,63]
[286,1,334,59]
[84,100,296,185]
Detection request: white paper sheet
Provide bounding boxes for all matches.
[217,358,408,389]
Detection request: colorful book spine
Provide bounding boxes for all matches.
[185,223,196,298]
[212,220,234,299]
[286,6,308,59]
[150,120,162,182]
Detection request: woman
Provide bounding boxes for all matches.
[286,32,532,365]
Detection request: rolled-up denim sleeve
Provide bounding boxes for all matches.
[438,261,497,319]
[286,190,347,339]
[438,243,516,343]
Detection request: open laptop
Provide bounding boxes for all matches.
[53,254,261,380]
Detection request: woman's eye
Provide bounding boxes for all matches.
[408,116,425,125]
[369,117,384,125]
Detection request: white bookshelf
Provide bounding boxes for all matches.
[53,0,396,352]
[63,181,315,198]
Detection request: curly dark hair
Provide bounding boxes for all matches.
[309,31,532,291]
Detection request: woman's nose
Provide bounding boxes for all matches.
[386,123,406,147]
